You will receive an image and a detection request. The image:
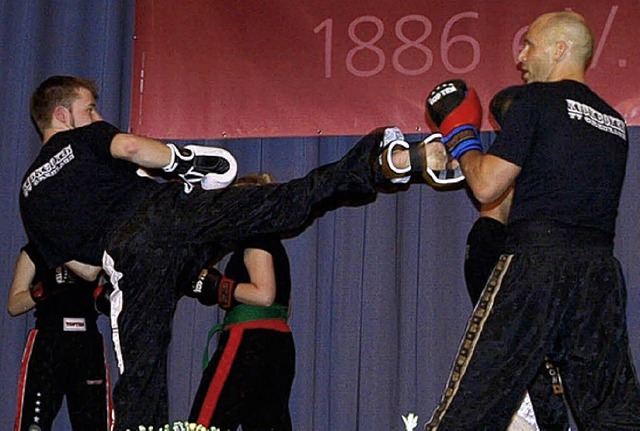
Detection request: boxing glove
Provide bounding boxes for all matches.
[378,127,411,183]
[489,85,524,129]
[163,143,238,193]
[378,127,465,186]
[427,79,483,159]
[29,265,77,303]
[185,264,238,310]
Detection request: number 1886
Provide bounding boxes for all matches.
[314,12,481,78]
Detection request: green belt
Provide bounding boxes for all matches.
[202,303,289,369]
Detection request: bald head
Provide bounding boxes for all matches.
[534,11,593,67]
[518,11,594,83]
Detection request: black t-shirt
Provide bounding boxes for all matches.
[488,80,628,234]
[224,236,291,307]
[20,121,157,266]
[22,242,99,329]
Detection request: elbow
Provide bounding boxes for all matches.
[111,133,142,159]
[474,188,499,205]
[255,291,276,307]
[257,297,276,307]
[82,268,101,282]
[7,305,21,317]
[469,181,505,205]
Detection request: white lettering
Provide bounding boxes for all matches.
[427,82,456,106]
[565,99,626,140]
[22,145,75,197]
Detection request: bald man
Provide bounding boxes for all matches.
[421,11,640,429]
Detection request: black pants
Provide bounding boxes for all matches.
[13,328,110,431]
[429,221,640,430]
[189,320,295,431]
[464,217,507,305]
[464,217,569,430]
[104,131,381,430]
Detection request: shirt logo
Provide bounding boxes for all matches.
[22,145,75,197]
[566,99,626,140]
[63,317,87,332]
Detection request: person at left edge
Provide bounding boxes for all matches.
[9,242,112,431]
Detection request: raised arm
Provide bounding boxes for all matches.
[110,133,172,168]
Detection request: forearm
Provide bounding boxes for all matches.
[65,260,102,281]
[234,282,276,307]
[460,151,517,204]
[8,290,35,316]
[111,133,172,168]
[8,250,36,316]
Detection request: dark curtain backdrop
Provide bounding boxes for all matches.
[1,2,639,430]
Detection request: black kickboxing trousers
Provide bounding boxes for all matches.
[189,319,295,431]
[102,132,381,430]
[464,217,569,430]
[427,221,640,430]
[13,328,111,431]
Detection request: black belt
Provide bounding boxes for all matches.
[505,220,613,252]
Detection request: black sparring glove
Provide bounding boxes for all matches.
[185,264,238,310]
[378,127,465,186]
[162,143,238,193]
[29,265,78,303]
[93,276,114,315]
[426,79,483,159]
[489,85,524,129]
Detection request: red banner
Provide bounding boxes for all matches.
[130,0,640,139]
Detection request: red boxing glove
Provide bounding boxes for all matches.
[427,79,483,159]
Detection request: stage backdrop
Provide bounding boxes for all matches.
[130,0,640,139]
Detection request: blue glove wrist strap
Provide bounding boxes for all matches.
[442,125,482,159]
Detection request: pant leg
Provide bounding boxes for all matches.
[66,332,112,431]
[238,330,295,431]
[464,218,570,431]
[526,362,570,431]
[559,255,640,430]
[189,330,239,429]
[170,128,382,255]
[426,253,567,430]
[108,242,180,431]
[13,330,65,431]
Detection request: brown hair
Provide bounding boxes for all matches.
[30,75,99,133]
